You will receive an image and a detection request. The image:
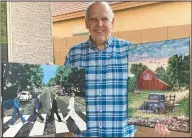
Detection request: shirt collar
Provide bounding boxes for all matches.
[87,35,113,50]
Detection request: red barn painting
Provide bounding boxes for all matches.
[137,69,169,90]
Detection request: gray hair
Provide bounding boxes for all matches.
[85,2,114,22]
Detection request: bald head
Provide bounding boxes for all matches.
[85,2,114,22]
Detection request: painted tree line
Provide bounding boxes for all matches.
[2,62,43,100]
[2,62,85,99]
[47,66,85,96]
[128,54,190,92]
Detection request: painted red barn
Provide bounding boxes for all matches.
[137,69,169,90]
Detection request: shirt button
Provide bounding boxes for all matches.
[99,122,102,128]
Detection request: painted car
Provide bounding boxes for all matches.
[18,91,32,101]
[139,93,166,114]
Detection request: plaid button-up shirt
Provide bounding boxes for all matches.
[64,36,136,137]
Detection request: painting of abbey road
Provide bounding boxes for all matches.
[2,62,86,137]
[127,37,190,132]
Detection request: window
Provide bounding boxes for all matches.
[72,25,88,36]
[143,72,152,80]
[1,2,8,61]
[73,32,89,36]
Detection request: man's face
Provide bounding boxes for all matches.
[85,2,114,46]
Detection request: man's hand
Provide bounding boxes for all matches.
[155,123,170,137]
[36,109,38,113]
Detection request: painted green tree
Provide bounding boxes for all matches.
[155,66,169,84]
[47,66,85,96]
[47,66,72,87]
[128,76,137,92]
[130,63,148,78]
[2,62,43,99]
[166,54,190,88]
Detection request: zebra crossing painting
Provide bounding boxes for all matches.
[2,62,86,137]
[3,112,86,137]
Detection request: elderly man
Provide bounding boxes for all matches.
[50,2,170,137]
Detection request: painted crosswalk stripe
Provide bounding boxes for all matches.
[29,114,46,137]
[82,111,86,115]
[3,116,12,124]
[77,111,86,123]
[54,113,69,133]
[73,113,86,131]
[3,115,30,137]
[67,117,80,132]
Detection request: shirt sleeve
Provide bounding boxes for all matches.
[126,40,132,63]
[64,51,70,66]
[126,40,132,54]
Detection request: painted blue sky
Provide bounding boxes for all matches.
[129,38,190,62]
[40,64,58,84]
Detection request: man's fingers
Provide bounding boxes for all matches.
[155,123,170,137]
[155,124,158,134]
[160,124,167,136]
[163,125,170,136]
[155,123,161,135]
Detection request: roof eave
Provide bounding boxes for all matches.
[52,1,160,23]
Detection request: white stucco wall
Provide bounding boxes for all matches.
[7,2,53,64]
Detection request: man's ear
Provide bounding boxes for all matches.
[111,18,114,29]
[85,19,88,29]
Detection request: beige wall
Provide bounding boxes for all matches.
[52,2,191,38]
[53,17,86,38]
[7,2,53,64]
[113,2,191,32]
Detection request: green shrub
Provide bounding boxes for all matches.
[176,97,189,116]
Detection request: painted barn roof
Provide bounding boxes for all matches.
[142,69,169,86]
